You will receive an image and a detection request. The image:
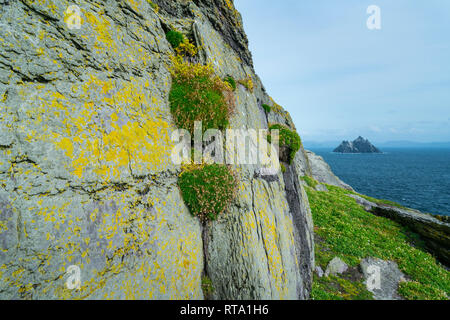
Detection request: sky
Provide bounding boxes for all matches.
[233,0,450,143]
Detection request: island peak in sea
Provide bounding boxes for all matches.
[334,136,382,153]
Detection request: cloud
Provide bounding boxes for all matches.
[369,125,382,133]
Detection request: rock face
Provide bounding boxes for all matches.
[349,195,450,267]
[324,257,348,277]
[0,0,314,299]
[305,151,354,191]
[360,257,406,300]
[334,136,382,154]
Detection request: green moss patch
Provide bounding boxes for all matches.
[268,123,302,163]
[178,164,237,221]
[306,184,450,300]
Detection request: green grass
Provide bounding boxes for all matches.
[178,164,237,221]
[166,30,184,49]
[268,124,302,163]
[224,76,237,91]
[302,175,318,189]
[201,275,214,298]
[312,274,374,300]
[306,184,450,300]
[262,104,271,113]
[169,58,234,135]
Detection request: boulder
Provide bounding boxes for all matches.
[315,266,324,278]
[360,257,406,300]
[325,257,348,277]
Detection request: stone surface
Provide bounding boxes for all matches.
[349,194,450,267]
[334,136,382,154]
[305,151,354,191]
[314,184,328,192]
[0,0,314,299]
[360,257,406,300]
[315,266,324,278]
[325,257,348,277]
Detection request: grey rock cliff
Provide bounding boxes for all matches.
[0,0,314,299]
[305,151,354,191]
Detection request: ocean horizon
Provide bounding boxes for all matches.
[309,147,450,217]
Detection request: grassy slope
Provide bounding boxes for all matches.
[303,180,450,300]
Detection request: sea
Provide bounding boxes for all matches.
[308,148,450,217]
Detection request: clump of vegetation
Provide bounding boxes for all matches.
[166,30,184,49]
[306,184,450,300]
[268,123,302,163]
[169,56,235,135]
[302,175,318,188]
[268,97,296,129]
[262,104,271,113]
[176,37,198,57]
[238,76,254,92]
[201,275,214,298]
[224,76,237,91]
[147,0,159,12]
[280,163,286,173]
[178,164,238,221]
[312,274,374,300]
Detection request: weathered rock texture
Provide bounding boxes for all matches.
[305,150,353,191]
[360,257,406,300]
[0,0,314,299]
[324,257,348,277]
[350,195,450,267]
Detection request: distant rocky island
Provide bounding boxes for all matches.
[334,136,382,153]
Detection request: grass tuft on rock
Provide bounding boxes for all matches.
[224,76,237,91]
[262,104,271,113]
[169,57,235,135]
[302,175,318,188]
[178,164,237,221]
[238,76,254,92]
[166,30,184,49]
[201,275,214,298]
[176,37,198,57]
[268,123,302,163]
